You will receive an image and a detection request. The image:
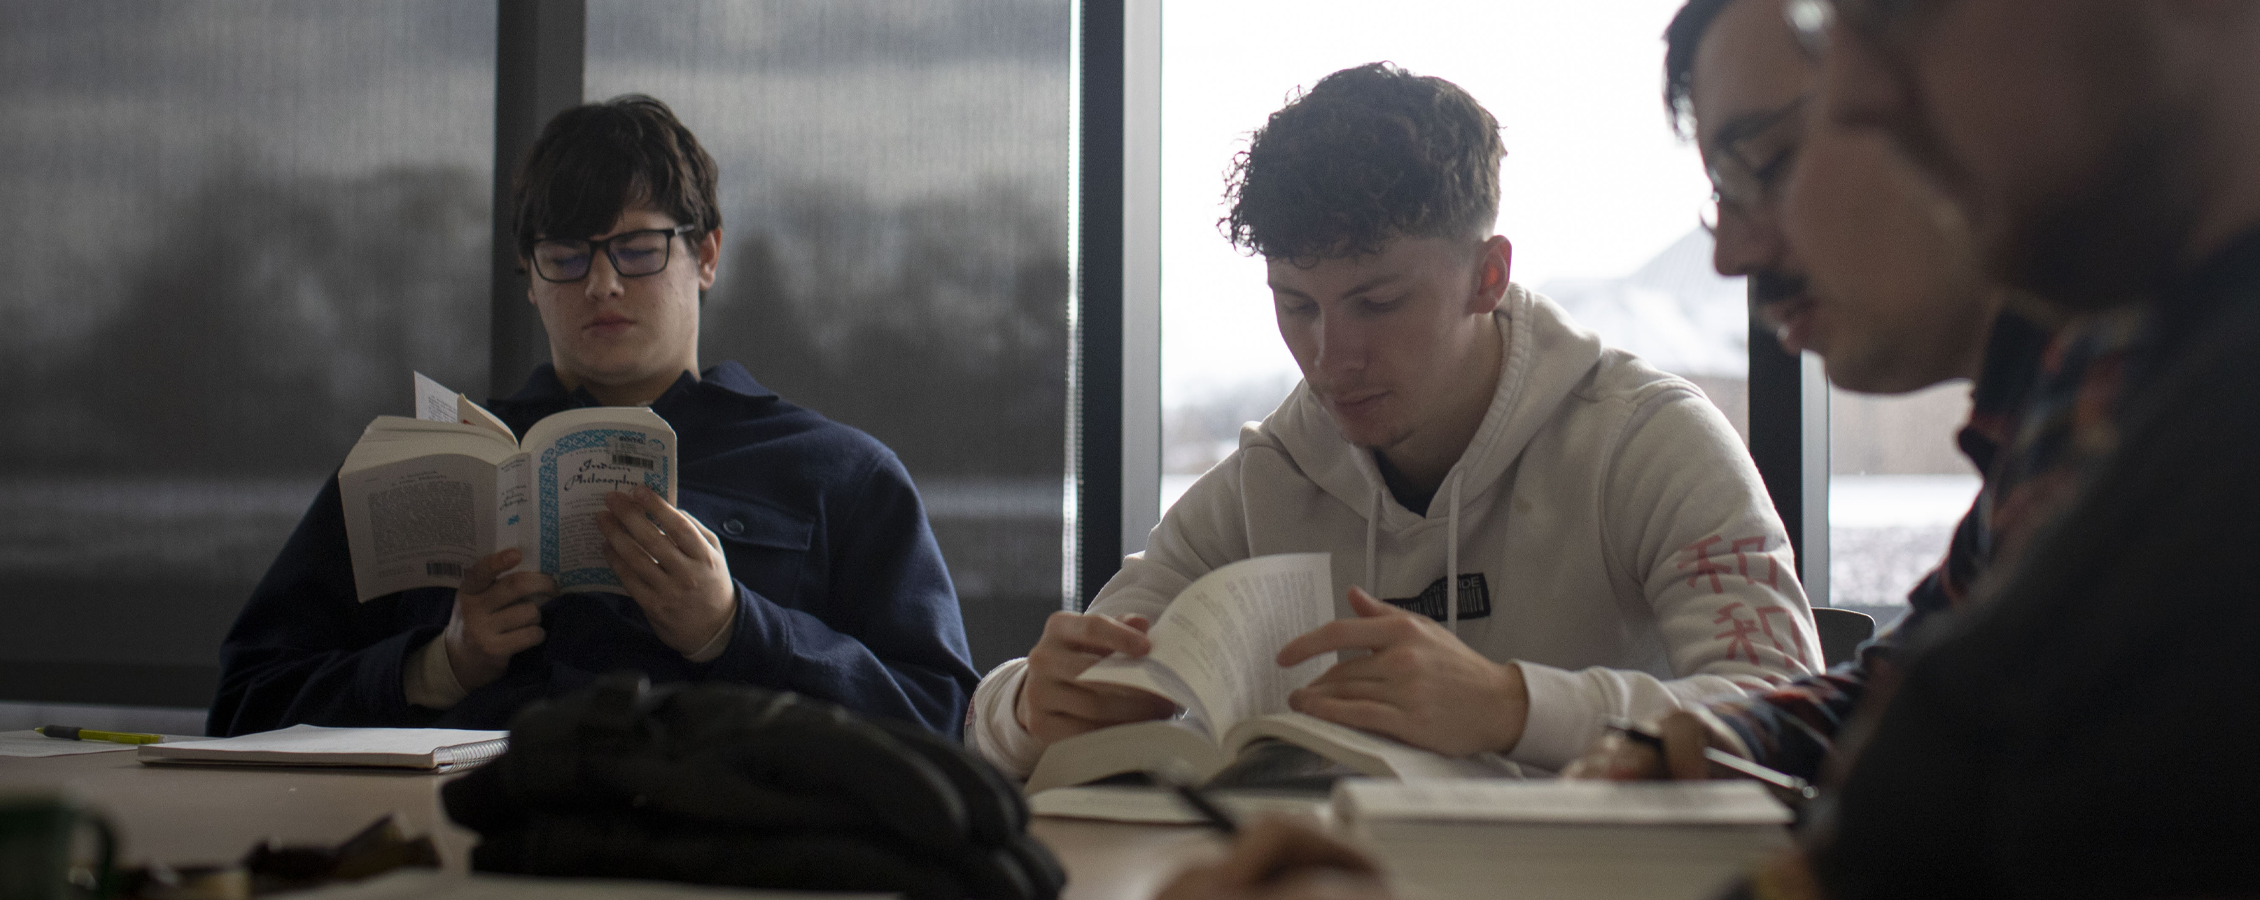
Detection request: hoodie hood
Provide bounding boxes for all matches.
[1265,283,1608,534]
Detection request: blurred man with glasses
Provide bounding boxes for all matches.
[1562,0,2075,790]
[1737,0,2260,896]
[210,95,979,738]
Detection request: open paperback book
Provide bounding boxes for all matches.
[1024,553,1512,797]
[337,372,677,603]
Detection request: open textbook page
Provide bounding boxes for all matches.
[1078,552,1336,736]
[1028,553,1515,797]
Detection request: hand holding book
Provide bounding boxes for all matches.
[443,547,556,691]
[1016,611,1178,745]
[596,485,736,656]
[1024,555,1516,794]
[1277,587,1531,758]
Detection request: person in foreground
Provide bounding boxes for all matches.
[1608,0,2260,895]
[1155,819,1390,900]
[1565,0,2067,783]
[209,95,978,737]
[1770,0,2260,894]
[970,63,1820,778]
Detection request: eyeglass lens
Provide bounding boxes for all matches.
[1707,100,1806,211]
[532,229,675,282]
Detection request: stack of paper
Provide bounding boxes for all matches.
[137,725,507,772]
[1333,779,1793,900]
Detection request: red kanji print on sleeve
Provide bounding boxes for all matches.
[1679,535,1732,593]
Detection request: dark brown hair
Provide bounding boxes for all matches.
[511,94,721,260]
[1663,0,1743,137]
[1223,63,1503,263]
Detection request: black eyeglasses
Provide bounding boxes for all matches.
[1702,95,1809,231]
[529,224,695,283]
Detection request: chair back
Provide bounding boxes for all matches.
[1811,607,1876,668]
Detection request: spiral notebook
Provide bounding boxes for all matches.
[138,724,509,772]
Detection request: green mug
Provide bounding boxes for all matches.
[0,793,116,900]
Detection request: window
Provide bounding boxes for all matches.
[0,1,497,708]
[586,0,1073,669]
[1829,384,1977,630]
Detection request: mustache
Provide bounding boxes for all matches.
[1749,270,1809,306]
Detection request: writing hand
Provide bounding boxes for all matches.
[598,485,736,656]
[1156,817,1391,900]
[1016,611,1179,745]
[1276,587,1528,757]
[445,547,556,691]
[1561,711,1732,781]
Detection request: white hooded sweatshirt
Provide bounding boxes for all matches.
[971,285,1820,774]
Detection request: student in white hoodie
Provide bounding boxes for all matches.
[970,62,1820,776]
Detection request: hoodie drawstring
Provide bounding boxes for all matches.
[1365,473,1467,635]
[1364,484,1380,599]
[1446,471,1463,635]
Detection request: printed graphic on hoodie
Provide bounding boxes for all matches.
[1386,573,1492,621]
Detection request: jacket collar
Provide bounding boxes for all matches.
[501,361,779,409]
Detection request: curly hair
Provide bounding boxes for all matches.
[512,94,722,260]
[1223,63,1503,263]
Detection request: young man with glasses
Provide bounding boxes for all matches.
[1564,0,2072,785]
[209,95,979,738]
[1725,0,2260,896]
[969,64,1821,779]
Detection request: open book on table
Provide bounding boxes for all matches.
[337,372,677,603]
[1023,553,1512,797]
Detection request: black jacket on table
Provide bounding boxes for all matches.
[208,363,979,738]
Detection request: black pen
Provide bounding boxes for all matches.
[1606,718,1817,803]
[1172,783,1241,835]
[1151,763,1241,835]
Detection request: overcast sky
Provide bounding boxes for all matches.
[1161,0,1712,403]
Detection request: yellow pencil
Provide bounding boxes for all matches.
[35,725,162,745]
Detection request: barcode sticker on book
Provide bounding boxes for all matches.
[426,561,464,578]
[609,434,659,472]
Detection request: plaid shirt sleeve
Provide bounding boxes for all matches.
[1700,504,1976,780]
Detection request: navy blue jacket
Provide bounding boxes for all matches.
[208,363,977,737]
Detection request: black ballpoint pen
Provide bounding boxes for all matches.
[1606,718,1818,804]
[1152,763,1241,835]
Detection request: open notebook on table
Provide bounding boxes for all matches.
[138,725,508,772]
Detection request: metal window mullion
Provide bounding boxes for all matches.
[1120,0,1163,569]
[1069,0,1127,608]
[490,0,586,399]
[1746,292,1831,605]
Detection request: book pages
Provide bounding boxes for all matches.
[1081,552,1334,736]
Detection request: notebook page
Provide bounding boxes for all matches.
[138,724,507,768]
